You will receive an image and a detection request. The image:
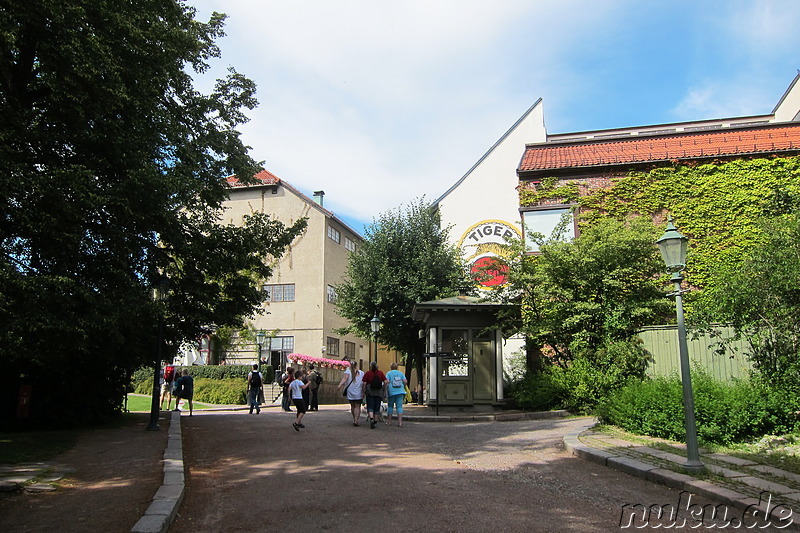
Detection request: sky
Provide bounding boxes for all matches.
[189,0,800,236]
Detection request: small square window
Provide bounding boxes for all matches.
[522,208,575,253]
[327,225,341,244]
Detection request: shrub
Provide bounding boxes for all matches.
[193,378,247,405]
[597,370,800,445]
[129,364,268,404]
[511,370,565,411]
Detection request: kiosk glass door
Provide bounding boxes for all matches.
[439,329,471,404]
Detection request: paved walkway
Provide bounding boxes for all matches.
[4,403,797,531]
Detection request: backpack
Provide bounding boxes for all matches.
[391,373,403,388]
[164,365,175,383]
[370,372,383,390]
[250,371,262,389]
[314,372,323,386]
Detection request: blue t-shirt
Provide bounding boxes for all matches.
[386,369,406,397]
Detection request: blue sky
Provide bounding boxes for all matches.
[189,0,800,236]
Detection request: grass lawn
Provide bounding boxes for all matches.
[0,429,78,464]
[125,393,220,412]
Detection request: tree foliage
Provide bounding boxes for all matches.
[499,216,672,365]
[0,1,305,427]
[334,198,468,371]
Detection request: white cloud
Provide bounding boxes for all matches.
[187,0,800,232]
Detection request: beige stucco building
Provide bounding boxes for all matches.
[218,170,371,373]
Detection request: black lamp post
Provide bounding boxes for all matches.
[656,217,703,472]
[146,274,170,432]
[370,314,381,362]
[256,330,266,367]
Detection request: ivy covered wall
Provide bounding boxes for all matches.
[519,155,800,292]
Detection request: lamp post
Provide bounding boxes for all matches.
[256,330,266,367]
[656,217,703,472]
[370,314,381,362]
[147,274,170,432]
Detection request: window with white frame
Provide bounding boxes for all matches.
[327,225,341,244]
[326,284,337,303]
[263,283,296,302]
[522,207,575,253]
[344,236,356,252]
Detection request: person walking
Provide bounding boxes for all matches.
[308,364,322,411]
[338,360,364,426]
[247,363,263,414]
[173,369,194,416]
[289,370,311,431]
[280,367,295,412]
[385,362,408,427]
[160,364,175,411]
[361,361,387,429]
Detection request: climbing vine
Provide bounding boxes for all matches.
[520,155,800,299]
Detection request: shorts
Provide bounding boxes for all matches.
[160,382,171,394]
[387,394,404,414]
[293,398,307,414]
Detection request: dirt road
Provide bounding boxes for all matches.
[170,407,738,532]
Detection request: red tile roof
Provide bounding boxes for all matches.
[518,124,800,174]
[226,169,280,187]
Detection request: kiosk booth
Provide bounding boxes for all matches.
[412,295,510,409]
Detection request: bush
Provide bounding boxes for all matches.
[512,339,649,414]
[597,370,800,445]
[193,378,247,405]
[511,370,565,411]
[130,364,268,404]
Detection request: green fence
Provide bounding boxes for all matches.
[637,325,753,381]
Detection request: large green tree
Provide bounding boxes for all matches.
[334,198,468,377]
[497,216,673,411]
[499,216,672,364]
[0,1,305,427]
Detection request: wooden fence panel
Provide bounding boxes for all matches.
[637,325,753,381]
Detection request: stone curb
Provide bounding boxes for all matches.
[130,411,184,533]
[562,423,800,525]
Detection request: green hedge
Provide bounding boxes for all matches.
[130,364,272,405]
[596,370,800,445]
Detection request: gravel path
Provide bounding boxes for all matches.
[170,407,744,532]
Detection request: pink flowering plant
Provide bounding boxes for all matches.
[287,353,349,370]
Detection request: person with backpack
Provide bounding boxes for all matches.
[173,369,194,416]
[385,362,408,427]
[361,361,387,429]
[160,364,175,410]
[247,363,264,415]
[308,364,322,411]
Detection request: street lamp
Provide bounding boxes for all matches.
[146,274,170,432]
[656,217,703,472]
[256,330,266,366]
[370,313,381,362]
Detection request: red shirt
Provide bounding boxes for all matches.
[362,370,386,387]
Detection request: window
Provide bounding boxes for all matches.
[326,336,340,356]
[326,285,337,303]
[522,207,575,253]
[344,237,356,252]
[327,225,341,244]
[344,341,355,359]
[263,283,295,302]
[268,336,294,352]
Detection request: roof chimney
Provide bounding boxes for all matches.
[313,190,325,207]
